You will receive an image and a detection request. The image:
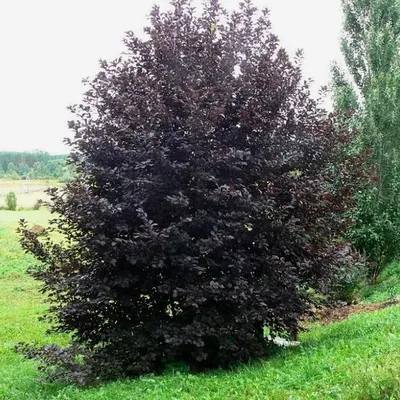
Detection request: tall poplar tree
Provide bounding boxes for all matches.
[333,0,400,277]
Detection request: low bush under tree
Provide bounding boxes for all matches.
[18,0,366,385]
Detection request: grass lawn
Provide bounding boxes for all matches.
[1,209,400,399]
[0,210,55,276]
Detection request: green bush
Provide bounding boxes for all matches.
[58,172,73,183]
[33,199,43,211]
[332,247,368,303]
[347,186,400,281]
[5,171,22,180]
[5,192,17,211]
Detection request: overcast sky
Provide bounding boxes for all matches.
[0,0,343,154]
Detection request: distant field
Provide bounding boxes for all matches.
[0,179,62,209]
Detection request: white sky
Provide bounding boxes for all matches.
[0,0,343,154]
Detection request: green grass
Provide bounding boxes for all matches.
[360,261,400,304]
[1,209,400,399]
[0,210,54,276]
[1,284,400,400]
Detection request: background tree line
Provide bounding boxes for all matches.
[0,151,74,182]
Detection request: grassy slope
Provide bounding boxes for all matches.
[1,208,400,399]
[361,261,400,304]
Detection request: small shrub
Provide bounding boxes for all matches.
[347,186,400,282]
[33,199,43,210]
[5,170,22,180]
[5,191,17,211]
[331,246,368,304]
[58,173,73,183]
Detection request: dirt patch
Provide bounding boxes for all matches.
[311,299,399,325]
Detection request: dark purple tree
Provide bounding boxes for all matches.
[18,0,365,385]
